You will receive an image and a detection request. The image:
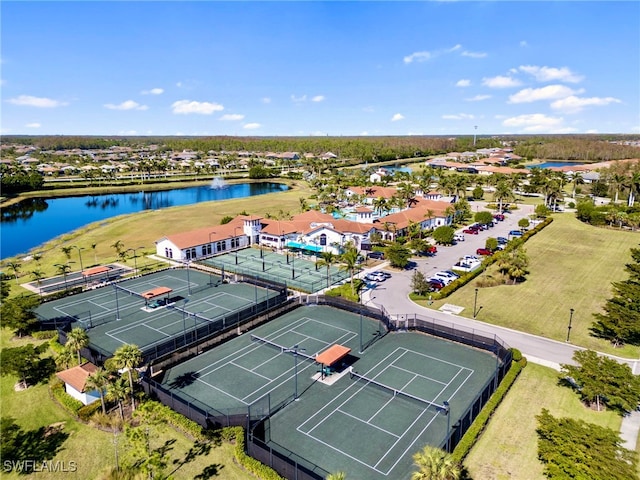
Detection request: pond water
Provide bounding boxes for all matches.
[1,181,288,259]
[526,161,584,169]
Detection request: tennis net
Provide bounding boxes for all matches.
[250,334,316,362]
[113,283,144,299]
[350,370,445,411]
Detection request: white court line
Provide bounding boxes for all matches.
[391,365,448,386]
[335,407,400,438]
[229,361,273,381]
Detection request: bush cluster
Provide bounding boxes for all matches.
[451,350,527,463]
[50,380,83,414]
[227,426,284,480]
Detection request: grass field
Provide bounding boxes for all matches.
[0,328,250,479]
[464,362,622,480]
[1,180,313,288]
[420,213,640,358]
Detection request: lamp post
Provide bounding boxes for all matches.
[283,345,305,400]
[112,283,121,321]
[127,246,144,275]
[186,261,191,295]
[473,288,479,318]
[182,299,189,345]
[360,296,376,354]
[566,308,574,342]
[442,400,451,451]
[473,125,478,147]
[234,227,240,264]
[73,246,85,274]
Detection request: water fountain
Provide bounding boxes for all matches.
[210,177,227,189]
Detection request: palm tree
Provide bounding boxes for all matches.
[317,251,337,288]
[61,246,73,260]
[106,376,130,421]
[91,242,98,265]
[492,180,513,213]
[55,347,75,370]
[411,445,461,480]
[31,269,45,295]
[86,368,110,415]
[326,472,347,480]
[111,240,124,260]
[112,344,142,410]
[66,327,89,365]
[339,246,360,297]
[7,260,21,284]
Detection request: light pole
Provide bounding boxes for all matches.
[473,288,479,318]
[186,261,191,295]
[360,296,376,354]
[73,246,85,274]
[182,299,189,344]
[234,227,240,265]
[566,308,574,342]
[442,400,451,451]
[473,125,478,146]
[283,345,305,400]
[113,283,121,321]
[127,246,144,274]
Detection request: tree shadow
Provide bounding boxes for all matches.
[1,417,70,474]
[168,371,200,389]
[170,440,224,478]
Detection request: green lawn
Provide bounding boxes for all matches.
[464,362,622,480]
[0,328,250,479]
[420,214,640,357]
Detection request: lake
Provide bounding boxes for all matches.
[1,181,288,259]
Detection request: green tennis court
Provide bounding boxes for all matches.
[35,268,283,358]
[155,305,498,479]
[201,247,350,292]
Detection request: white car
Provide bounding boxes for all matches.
[454,233,465,242]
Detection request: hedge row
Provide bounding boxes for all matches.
[412,217,554,301]
[31,330,58,340]
[137,400,207,441]
[226,426,285,480]
[50,380,84,414]
[451,349,528,463]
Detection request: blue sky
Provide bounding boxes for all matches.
[2,1,639,136]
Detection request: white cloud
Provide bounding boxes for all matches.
[7,95,68,108]
[482,76,521,88]
[502,113,564,132]
[456,79,471,87]
[466,95,491,102]
[442,113,475,120]
[141,88,164,95]
[550,95,621,114]
[262,97,271,104]
[520,40,529,47]
[291,94,307,103]
[176,82,183,87]
[25,122,41,128]
[404,51,431,64]
[586,129,599,134]
[519,65,584,83]
[104,100,148,111]
[219,114,245,121]
[311,95,325,102]
[118,130,138,135]
[243,122,261,129]
[171,100,224,115]
[461,50,487,58]
[360,131,369,136]
[509,85,582,104]
[391,113,405,122]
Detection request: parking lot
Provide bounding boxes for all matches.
[364,202,536,304]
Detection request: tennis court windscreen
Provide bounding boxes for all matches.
[350,370,445,412]
[250,334,316,362]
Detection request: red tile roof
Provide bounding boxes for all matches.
[56,362,98,393]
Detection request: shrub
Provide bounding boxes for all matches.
[32,330,58,340]
[451,352,527,463]
[227,426,284,480]
[50,380,83,414]
[78,400,103,421]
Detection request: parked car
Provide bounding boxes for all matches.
[462,254,480,262]
[429,276,453,286]
[493,214,505,221]
[431,272,456,284]
[364,273,378,282]
[454,233,465,242]
[372,272,386,282]
[509,230,523,237]
[381,271,391,279]
[497,236,508,244]
[368,251,385,260]
[463,228,479,235]
[476,248,493,256]
[442,270,460,279]
[429,279,446,290]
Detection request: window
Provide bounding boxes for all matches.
[165,248,173,259]
[185,249,191,260]
[319,234,327,246]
